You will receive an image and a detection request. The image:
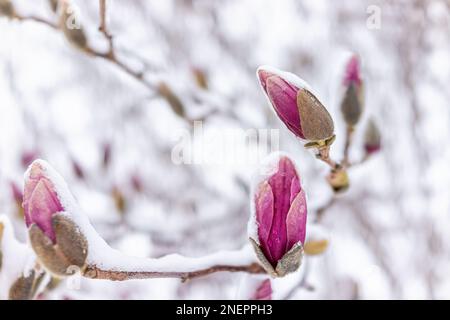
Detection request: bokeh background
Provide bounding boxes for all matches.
[0,0,449,299]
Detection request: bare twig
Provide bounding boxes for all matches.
[342,125,354,167]
[315,146,339,170]
[83,262,266,283]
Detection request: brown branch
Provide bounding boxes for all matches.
[315,146,339,170]
[14,14,58,29]
[83,262,266,283]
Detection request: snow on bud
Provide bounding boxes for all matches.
[0,0,15,18]
[341,55,364,127]
[257,66,335,145]
[60,1,88,52]
[252,279,272,300]
[364,118,381,155]
[248,153,307,277]
[23,160,88,277]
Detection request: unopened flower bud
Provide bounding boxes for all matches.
[10,181,24,218]
[364,119,381,155]
[157,82,186,118]
[326,167,349,193]
[24,160,88,277]
[8,270,36,300]
[252,279,272,300]
[0,0,15,18]
[60,1,88,52]
[257,66,335,146]
[248,154,307,277]
[341,55,364,127]
[102,142,112,169]
[112,186,127,214]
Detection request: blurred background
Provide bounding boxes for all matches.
[0,0,449,299]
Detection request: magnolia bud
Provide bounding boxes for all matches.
[24,161,88,277]
[112,186,127,214]
[192,67,208,89]
[248,154,307,277]
[364,119,381,155]
[252,279,272,300]
[257,66,335,146]
[60,1,88,52]
[157,82,186,118]
[341,55,364,127]
[326,168,349,193]
[8,270,36,300]
[0,0,15,18]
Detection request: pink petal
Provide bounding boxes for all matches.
[266,157,299,264]
[255,181,275,263]
[265,77,305,139]
[286,189,307,250]
[344,55,362,87]
[23,162,63,243]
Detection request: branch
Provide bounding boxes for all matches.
[342,125,355,168]
[84,262,265,283]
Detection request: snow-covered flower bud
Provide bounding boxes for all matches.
[23,160,88,277]
[326,167,349,193]
[252,279,272,300]
[248,153,307,277]
[60,1,88,52]
[364,118,381,155]
[341,55,364,127]
[8,270,37,300]
[10,181,24,217]
[257,66,335,147]
[0,0,15,18]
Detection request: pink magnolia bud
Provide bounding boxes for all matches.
[21,150,39,169]
[257,66,334,143]
[23,160,88,277]
[341,55,364,126]
[364,118,381,155]
[252,279,272,300]
[249,154,307,277]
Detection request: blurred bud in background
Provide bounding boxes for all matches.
[364,118,381,156]
[59,0,89,52]
[341,55,364,127]
[10,181,24,218]
[249,154,307,277]
[304,225,330,256]
[48,0,59,13]
[157,82,186,118]
[71,159,85,180]
[0,0,14,18]
[112,186,127,215]
[327,167,349,193]
[192,67,209,90]
[257,66,335,146]
[251,279,272,300]
[102,142,112,170]
[21,150,39,169]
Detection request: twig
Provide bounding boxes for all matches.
[315,146,339,170]
[83,262,265,283]
[342,125,354,167]
[98,0,114,58]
